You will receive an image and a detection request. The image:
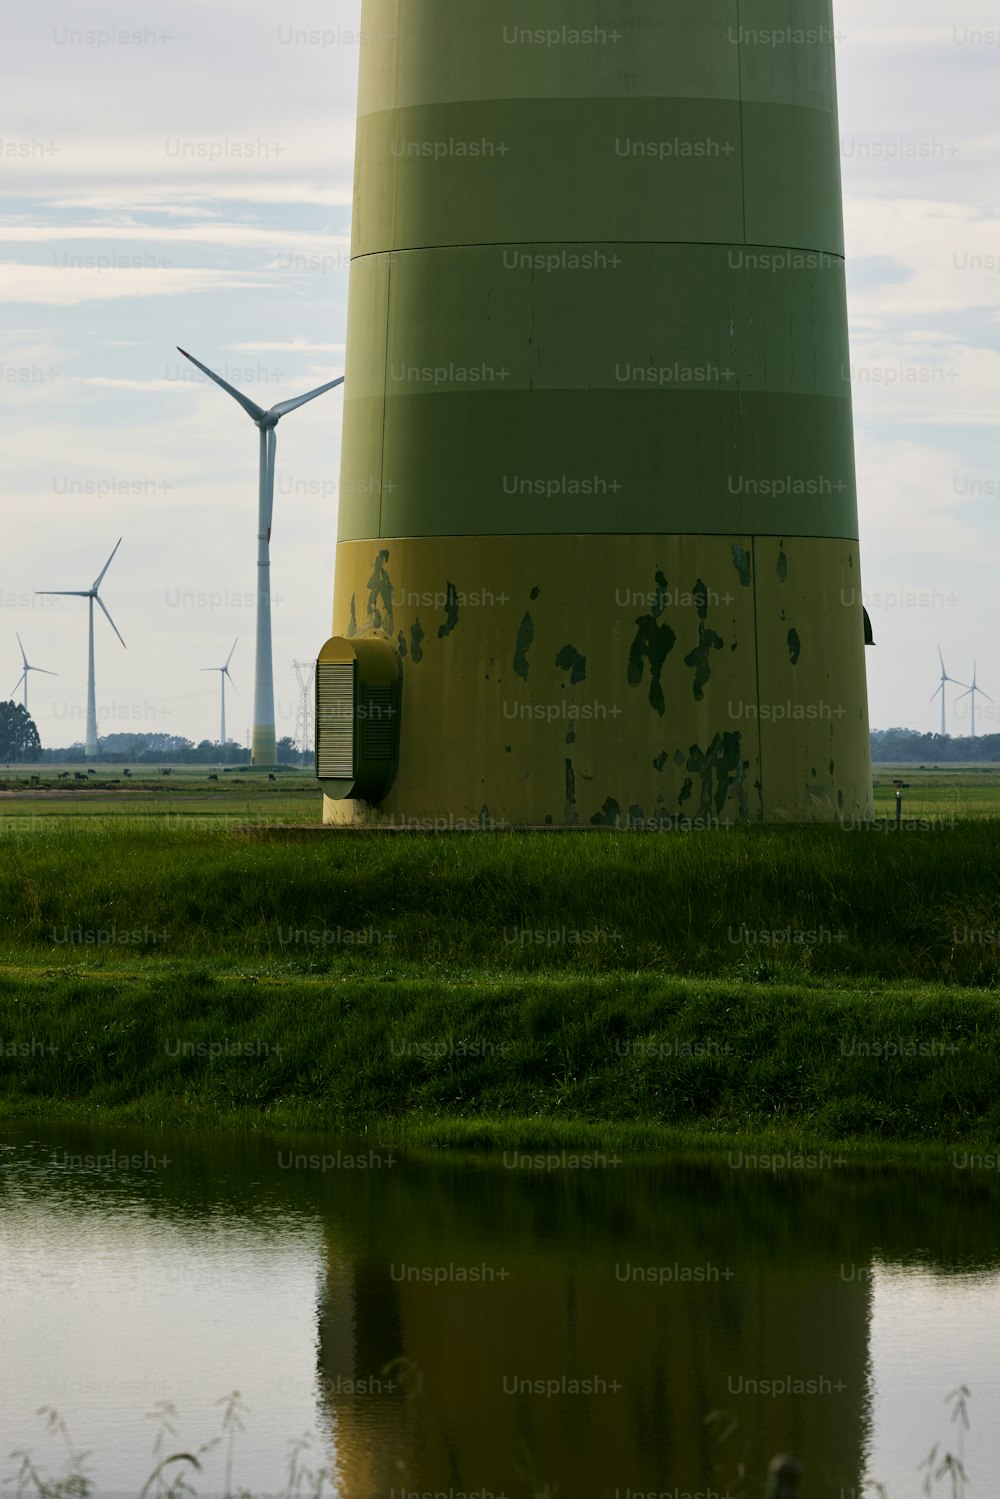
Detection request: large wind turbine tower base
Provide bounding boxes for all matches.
[324,536,870,827]
[322,0,872,827]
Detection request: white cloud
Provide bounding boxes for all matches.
[856,438,988,563]
[845,198,1000,318]
[0,264,271,305]
[0,222,350,251]
[226,339,346,353]
[41,184,353,210]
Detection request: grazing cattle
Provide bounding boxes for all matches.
[123,768,132,777]
[74,772,87,781]
[87,769,96,776]
[58,772,70,780]
[208,774,219,781]
[268,773,277,781]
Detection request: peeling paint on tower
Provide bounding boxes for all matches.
[437,583,460,639]
[409,620,424,663]
[627,569,676,716]
[555,645,586,685]
[683,578,724,701]
[513,613,535,681]
[590,797,621,828]
[564,758,578,825]
[366,549,393,633]
[686,732,749,822]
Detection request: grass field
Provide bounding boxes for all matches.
[4,762,1000,822]
[1,762,999,1153]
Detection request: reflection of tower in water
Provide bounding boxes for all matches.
[315,1163,872,1498]
[317,1241,412,1495]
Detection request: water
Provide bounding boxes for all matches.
[1,1122,998,1498]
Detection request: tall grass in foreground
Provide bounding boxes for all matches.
[3,822,1000,983]
[3,1387,973,1499]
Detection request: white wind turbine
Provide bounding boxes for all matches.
[956,660,993,739]
[201,637,238,756]
[36,539,125,758]
[10,632,56,713]
[177,347,344,767]
[929,648,967,737]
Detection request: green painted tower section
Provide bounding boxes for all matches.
[325,0,872,826]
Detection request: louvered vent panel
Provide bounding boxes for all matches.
[316,662,355,778]
[363,684,395,761]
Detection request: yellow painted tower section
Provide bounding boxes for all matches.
[326,1,872,826]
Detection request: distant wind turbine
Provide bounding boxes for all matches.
[177,347,344,767]
[35,539,125,758]
[929,648,967,737]
[10,632,56,713]
[956,660,993,739]
[201,637,238,754]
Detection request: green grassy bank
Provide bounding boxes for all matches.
[2,821,1000,1152]
[2,963,999,1158]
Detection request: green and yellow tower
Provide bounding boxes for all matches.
[322,0,872,826]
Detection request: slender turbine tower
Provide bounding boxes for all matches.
[10,632,56,712]
[177,348,344,766]
[201,637,238,754]
[956,660,993,739]
[930,648,968,737]
[36,540,125,758]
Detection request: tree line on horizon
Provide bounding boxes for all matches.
[3,710,999,767]
[0,713,308,764]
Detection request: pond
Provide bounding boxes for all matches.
[2,1123,997,1498]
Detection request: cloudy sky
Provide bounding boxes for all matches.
[2,0,998,748]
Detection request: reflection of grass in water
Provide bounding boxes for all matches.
[4,1388,974,1499]
[4,1393,334,1498]
[702,1386,972,1499]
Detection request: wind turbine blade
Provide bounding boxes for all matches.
[979,689,995,703]
[930,685,943,702]
[33,668,57,677]
[95,594,126,648]
[10,671,26,697]
[199,667,218,673]
[225,636,238,670]
[956,687,973,701]
[938,647,946,675]
[270,375,344,419]
[15,632,28,669]
[93,537,122,591]
[35,590,90,597]
[177,347,267,423]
